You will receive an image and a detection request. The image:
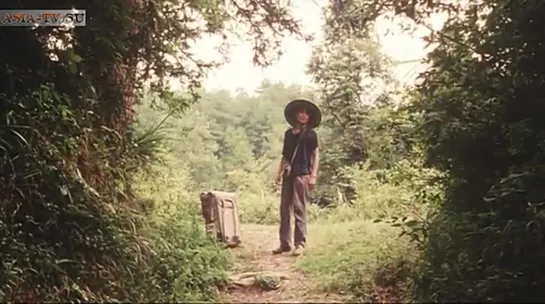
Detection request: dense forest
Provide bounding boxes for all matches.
[2,0,545,302]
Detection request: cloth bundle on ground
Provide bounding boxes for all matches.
[200,191,242,248]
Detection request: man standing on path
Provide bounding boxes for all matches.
[273,98,321,257]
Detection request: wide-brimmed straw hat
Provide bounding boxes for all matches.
[284,98,322,129]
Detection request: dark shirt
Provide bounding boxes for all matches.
[282,128,319,176]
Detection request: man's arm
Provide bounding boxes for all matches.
[276,157,289,181]
[309,131,319,187]
[276,130,291,182]
[310,147,319,179]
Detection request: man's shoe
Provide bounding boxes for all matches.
[272,246,291,255]
[292,246,304,256]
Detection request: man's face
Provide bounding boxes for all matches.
[296,109,309,125]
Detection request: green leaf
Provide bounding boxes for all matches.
[71,54,82,63]
[68,63,77,74]
[9,129,30,149]
[404,219,419,227]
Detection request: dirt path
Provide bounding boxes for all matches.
[222,224,346,303]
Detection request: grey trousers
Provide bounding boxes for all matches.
[279,175,309,249]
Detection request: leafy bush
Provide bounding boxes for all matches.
[293,155,444,301]
[132,159,232,301]
[415,170,545,302]
[0,84,231,302]
[408,1,545,302]
[318,156,445,223]
[235,186,326,225]
[297,221,417,302]
[0,84,147,302]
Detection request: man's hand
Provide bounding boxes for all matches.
[309,175,317,191]
[275,174,282,186]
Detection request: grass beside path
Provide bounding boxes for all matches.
[223,221,415,303]
[297,220,416,302]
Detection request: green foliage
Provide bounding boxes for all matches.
[128,18,433,303]
[300,151,443,301]
[297,220,417,303]
[113,0,545,302]
[136,82,320,225]
[341,156,444,221]
[0,0,308,301]
[133,46,442,304]
[347,0,545,302]
[0,81,229,302]
[0,83,135,302]
[132,164,231,302]
[407,1,545,301]
[307,0,404,206]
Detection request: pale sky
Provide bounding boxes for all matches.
[182,0,448,94]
